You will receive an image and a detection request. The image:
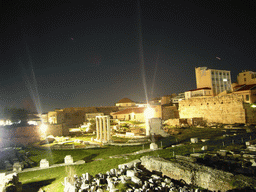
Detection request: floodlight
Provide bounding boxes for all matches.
[39,124,48,134]
[144,107,155,119]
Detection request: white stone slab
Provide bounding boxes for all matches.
[131,176,142,185]
[190,138,198,143]
[64,155,74,164]
[40,159,49,168]
[126,170,135,177]
[150,143,158,150]
[201,146,208,150]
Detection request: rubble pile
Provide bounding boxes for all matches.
[63,160,201,192]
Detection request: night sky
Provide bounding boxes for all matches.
[1,0,256,113]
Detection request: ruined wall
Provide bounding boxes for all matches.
[47,124,69,136]
[165,118,188,126]
[244,103,256,124]
[162,106,179,120]
[140,156,253,192]
[179,95,246,124]
[0,126,41,147]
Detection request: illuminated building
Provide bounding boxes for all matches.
[195,67,232,96]
[237,70,256,85]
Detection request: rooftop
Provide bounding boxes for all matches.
[116,98,135,103]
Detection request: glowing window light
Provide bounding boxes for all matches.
[251,104,256,108]
[223,78,227,82]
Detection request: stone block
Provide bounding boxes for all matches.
[250,159,256,166]
[13,162,22,172]
[217,150,227,156]
[131,176,142,185]
[190,138,198,143]
[64,155,74,164]
[40,159,49,168]
[201,146,208,150]
[150,143,158,150]
[126,170,135,177]
[245,141,252,146]
[190,153,205,158]
[176,155,196,162]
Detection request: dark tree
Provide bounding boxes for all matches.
[3,107,29,124]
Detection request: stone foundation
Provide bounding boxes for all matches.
[140,156,255,192]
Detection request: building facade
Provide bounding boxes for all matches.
[232,84,256,104]
[195,67,232,96]
[185,87,212,100]
[115,98,136,109]
[171,93,185,104]
[237,70,256,85]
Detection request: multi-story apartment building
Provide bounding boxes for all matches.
[195,67,232,96]
[231,70,256,104]
[237,70,256,85]
[171,93,185,104]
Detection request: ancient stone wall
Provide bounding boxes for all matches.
[1,126,40,138]
[179,95,247,124]
[162,106,179,120]
[244,103,256,124]
[47,124,69,136]
[140,156,253,192]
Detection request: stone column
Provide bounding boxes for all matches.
[107,115,111,142]
[99,117,103,142]
[96,117,99,140]
[103,117,107,142]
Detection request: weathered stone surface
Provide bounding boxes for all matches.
[13,162,22,172]
[140,156,242,192]
[126,170,136,177]
[201,145,208,150]
[131,176,142,185]
[217,150,228,156]
[40,159,49,168]
[179,94,256,124]
[190,138,198,143]
[150,143,158,150]
[64,155,74,164]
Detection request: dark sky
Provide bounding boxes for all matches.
[1,0,256,113]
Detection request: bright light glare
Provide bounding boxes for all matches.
[144,107,155,119]
[223,79,227,82]
[0,120,4,126]
[40,124,48,134]
[28,121,38,125]
[251,104,256,108]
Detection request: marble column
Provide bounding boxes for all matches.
[103,117,107,142]
[107,116,111,141]
[99,117,103,142]
[96,117,99,140]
